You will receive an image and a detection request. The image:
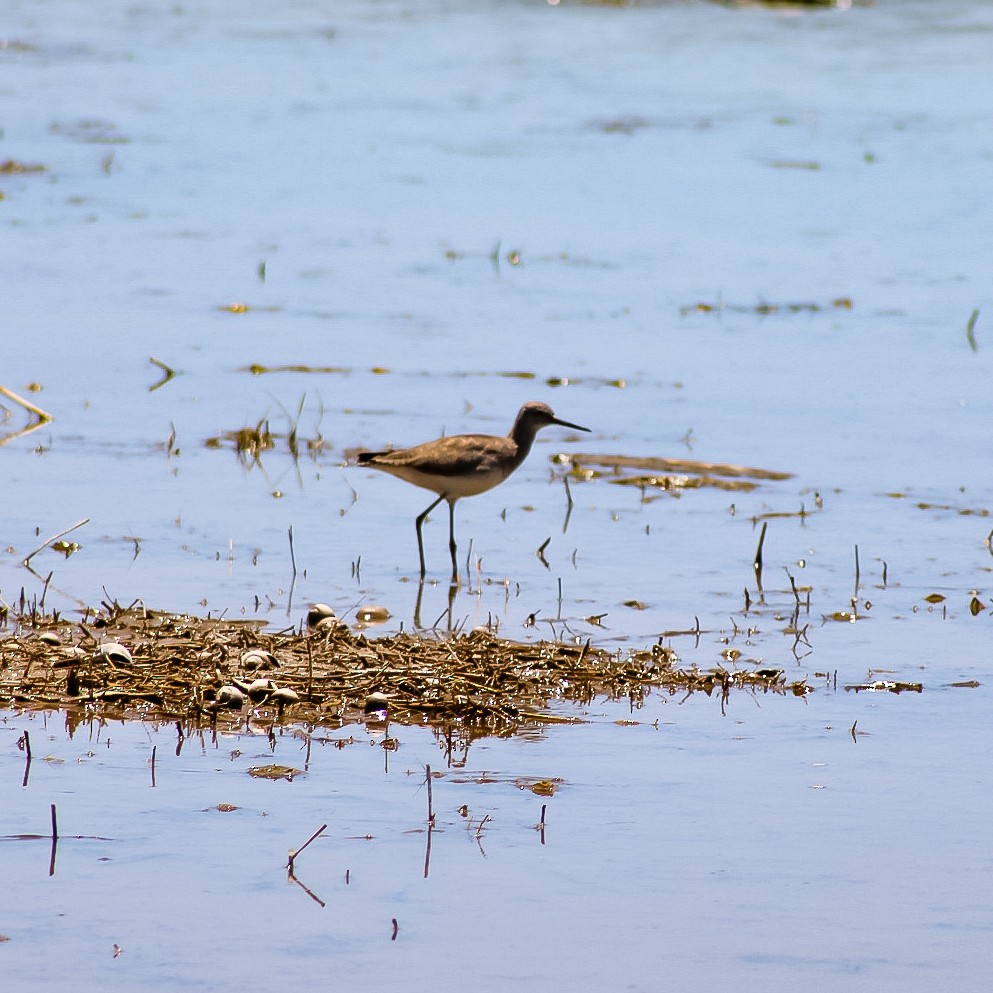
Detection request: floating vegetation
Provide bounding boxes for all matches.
[247,764,302,782]
[769,160,821,170]
[204,419,276,463]
[844,680,923,694]
[594,115,650,134]
[49,119,130,144]
[0,603,812,741]
[243,363,351,375]
[680,297,852,317]
[216,303,281,314]
[562,452,791,496]
[913,501,991,519]
[236,364,627,389]
[0,159,46,174]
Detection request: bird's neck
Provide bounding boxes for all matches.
[508,419,540,462]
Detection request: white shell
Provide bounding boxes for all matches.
[93,641,133,666]
[246,678,275,703]
[241,649,278,671]
[307,603,336,627]
[364,691,389,714]
[216,685,246,709]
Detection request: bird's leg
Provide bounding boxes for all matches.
[447,499,459,585]
[415,495,446,577]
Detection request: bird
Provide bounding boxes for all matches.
[357,401,590,580]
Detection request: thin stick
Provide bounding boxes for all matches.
[0,384,53,423]
[423,819,433,880]
[475,814,490,839]
[21,730,32,788]
[22,518,91,569]
[425,765,434,824]
[966,308,979,352]
[391,918,399,941]
[287,823,327,873]
[49,813,58,878]
[286,526,297,617]
[561,475,574,533]
[150,745,157,788]
[577,638,590,667]
[785,569,800,605]
[289,873,327,908]
[753,521,767,588]
[853,544,861,600]
[147,356,176,392]
[39,571,53,613]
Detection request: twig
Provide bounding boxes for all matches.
[150,745,157,787]
[425,765,434,825]
[49,805,58,877]
[577,638,590,667]
[423,817,433,880]
[22,518,91,569]
[753,521,767,590]
[0,384,52,423]
[785,569,800,606]
[966,308,979,352]
[391,918,399,941]
[148,356,176,392]
[286,526,297,617]
[21,730,32,788]
[288,872,326,908]
[561,475,575,534]
[287,823,327,873]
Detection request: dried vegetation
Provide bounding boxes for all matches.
[0,602,810,740]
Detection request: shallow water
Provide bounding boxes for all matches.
[3,683,993,992]
[2,0,993,988]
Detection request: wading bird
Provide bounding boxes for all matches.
[357,401,590,580]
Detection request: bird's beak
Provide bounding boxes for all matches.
[552,416,591,432]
